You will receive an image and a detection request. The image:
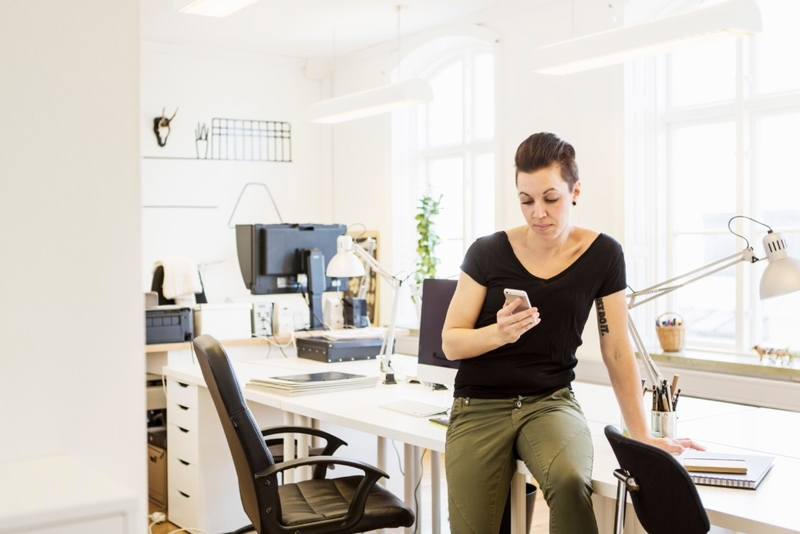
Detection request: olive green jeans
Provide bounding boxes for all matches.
[445,387,598,534]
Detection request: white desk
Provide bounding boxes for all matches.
[162,357,800,534]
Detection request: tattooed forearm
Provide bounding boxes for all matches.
[595,297,609,335]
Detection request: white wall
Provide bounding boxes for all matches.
[0,0,145,529]
[328,0,626,358]
[140,43,327,300]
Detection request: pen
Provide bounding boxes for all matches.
[671,374,680,397]
[672,389,681,411]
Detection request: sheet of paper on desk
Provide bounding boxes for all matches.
[247,372,379,396]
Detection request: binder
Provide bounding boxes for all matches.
[681,451,775,490]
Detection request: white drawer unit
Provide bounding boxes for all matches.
[168,455,199,492]
[168,401,197,430]
[168,423,199,465]
[166,379,197,408]
[167,486,199,529]
[164,383,286,533]
[166,378,201,528]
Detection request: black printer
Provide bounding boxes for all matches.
[145,306,194,344]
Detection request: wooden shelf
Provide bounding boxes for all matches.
[145,337,273,353]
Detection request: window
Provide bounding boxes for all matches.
[627,0,800,356]
[392,36,496,327]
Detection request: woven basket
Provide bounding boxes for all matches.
[655,312,685,352]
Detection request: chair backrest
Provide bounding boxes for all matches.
[604,425,710,534]
[193,334,275,529]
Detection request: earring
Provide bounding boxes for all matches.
[572,200,577,206]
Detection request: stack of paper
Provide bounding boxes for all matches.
[247,371,379,396]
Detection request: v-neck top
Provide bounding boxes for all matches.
[453,231,626,398]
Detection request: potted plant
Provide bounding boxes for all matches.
[413,194,443,299]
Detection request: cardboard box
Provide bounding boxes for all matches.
[147,443,167,508]
[194,302,253,340]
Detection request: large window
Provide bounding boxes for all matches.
[392,36,496,327]
[628,0,800,356]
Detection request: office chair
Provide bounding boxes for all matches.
[604,425,710,534]
[193,334,415,534]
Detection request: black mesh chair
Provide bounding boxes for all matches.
[193,334,415,534]
[604,425,710,534]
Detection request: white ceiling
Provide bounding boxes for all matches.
[140,0,529,60]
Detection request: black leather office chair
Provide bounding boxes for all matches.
[193,334,415,534]
[604,425,710,534]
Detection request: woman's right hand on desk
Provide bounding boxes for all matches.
[496,300,541,344]
[645,435,706,454]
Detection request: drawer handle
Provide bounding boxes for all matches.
[178,490,190,498]
[177,404,189,411]
[179,459,190,466]
[178,426,189,433]
[178,382,189,388]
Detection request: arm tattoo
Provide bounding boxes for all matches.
[595,297,610,336]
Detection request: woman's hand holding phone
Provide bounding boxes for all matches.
[497,288,540,344]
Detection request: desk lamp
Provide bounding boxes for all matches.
[326,234,404,384]
[628,216,800,388]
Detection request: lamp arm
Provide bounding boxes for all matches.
[626,246,757,388]
[351,241,400,290]
[349,240,402,378]
[628,313,662,386]
[628,247,756,309]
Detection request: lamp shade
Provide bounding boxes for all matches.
[531,0,762,75]
[173,0,259,17]
[326,235,366,278]
[759,231,800,299]
[307,79,433,124]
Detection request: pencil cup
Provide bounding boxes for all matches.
[651,411,678,439]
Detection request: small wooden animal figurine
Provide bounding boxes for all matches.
[752,345,793,365]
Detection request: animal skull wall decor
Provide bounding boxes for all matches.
[153,107,179,147]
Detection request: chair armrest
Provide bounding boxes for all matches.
[260,425,347,454]
[255,455,388,480]
[260,426,347,478]
[255,456,388,531]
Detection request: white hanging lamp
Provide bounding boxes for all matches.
[173,0,259,17]
[307,5,433,124]
[531,0,762,75]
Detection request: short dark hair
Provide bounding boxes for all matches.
[514,132,579,190]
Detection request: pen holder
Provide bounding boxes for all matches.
[651,410,678,439]
[656,312,685,352]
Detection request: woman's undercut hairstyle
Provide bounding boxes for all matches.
[515,132,579,190]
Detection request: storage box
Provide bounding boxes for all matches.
[296,337,390,363]
[147,443,168,508]
[194,302,253,340]
[146,306,194,344]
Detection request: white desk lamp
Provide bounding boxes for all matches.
[326,234,403,384]
[627,217,800,388]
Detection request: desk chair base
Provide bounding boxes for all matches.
[612,469,639,534]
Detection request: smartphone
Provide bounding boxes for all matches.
[503,288,532,312]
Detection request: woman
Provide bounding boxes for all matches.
[442,132,703,533]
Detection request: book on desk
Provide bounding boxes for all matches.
[681,451,775,490]
[247,371,379,396]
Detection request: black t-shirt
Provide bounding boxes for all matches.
[453,231,626,398]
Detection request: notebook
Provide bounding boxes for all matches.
[681,451,775,490]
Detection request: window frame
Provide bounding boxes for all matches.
[391,39,496,328]
[628,26,800,360]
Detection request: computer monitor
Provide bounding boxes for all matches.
[235,223,347,329]
[416,278,459,389]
